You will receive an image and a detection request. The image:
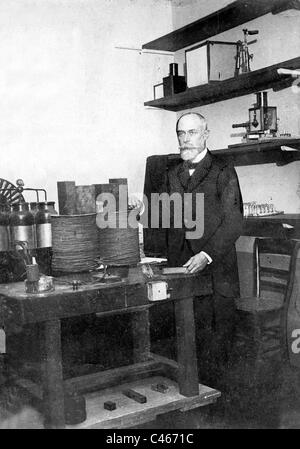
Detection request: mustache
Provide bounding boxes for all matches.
[179,146,201,150]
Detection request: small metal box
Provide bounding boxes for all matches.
[147,280,170,301]
[185,40,237,87]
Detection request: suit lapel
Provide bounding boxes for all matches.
[168,151,213,193]
[187,151,212,192]
[168,161,187,193]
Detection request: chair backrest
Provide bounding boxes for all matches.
[253,238,300,301]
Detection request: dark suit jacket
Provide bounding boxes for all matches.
[166,150,243,297]
[143,151,244,298]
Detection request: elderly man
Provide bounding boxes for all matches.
[166,112,243,389]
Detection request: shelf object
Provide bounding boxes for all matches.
[142,0,300,52]
[213,138,300,166]
[243,214,300,239]
[144,57,300,111]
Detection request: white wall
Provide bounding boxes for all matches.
[172,0,300,213]
[0,0,177,206]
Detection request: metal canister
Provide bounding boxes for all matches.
[46,201,58,216]
[30,202,38,215]
[35,202,52,248]
[9,202,36,249]
[0,204,10,251]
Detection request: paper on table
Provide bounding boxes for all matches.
[140,257,167,264]
[281,146,299,152]
[282,223,294,229]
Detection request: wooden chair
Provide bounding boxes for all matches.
[234,238,300,367]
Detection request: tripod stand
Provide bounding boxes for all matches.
[235,28,259,76]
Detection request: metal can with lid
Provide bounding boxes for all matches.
[9,202,36,249]
[35,202,52,248]
[0,204,10,251]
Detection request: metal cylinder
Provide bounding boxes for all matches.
[256,92,262,108]
[9,202,36,249]
[46,201,58,216]
[30,202,38,215]
[169,63,178,77]
[26,263,39,282]
[35,202,52,248]
[0,204,10,251]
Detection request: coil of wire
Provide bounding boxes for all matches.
[51,213,99,273]
[98,211,140,266]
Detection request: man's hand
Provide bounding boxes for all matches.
[183,252,209,273]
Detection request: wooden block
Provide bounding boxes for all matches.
[122,388,147,404]
[151,383,169,394]
[75,185,96,214]
[162,267,188,275]
[109,178,127,185]
[57,181,76,215]
[104,401,116,411]
[94,183,119,213]
[109,179,128,213]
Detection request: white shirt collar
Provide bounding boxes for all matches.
[188,148,208,174]
[191,148,207,163]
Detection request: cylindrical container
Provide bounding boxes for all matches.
[26,263,39,282]
[46,201,58,216]
[51,213,99,274]
[29,202,38,247]
[9,202,36,249]
[97,211,140,267]
[30,202,38,215]
[35,202,52,248]
[0,204,10,251]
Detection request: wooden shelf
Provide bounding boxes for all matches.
[142,0,300,52]
[144,57,300,111]
[66,375,220,429]
[243,214,300,238]
[213,138,300,166]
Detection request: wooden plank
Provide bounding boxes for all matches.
[131,309,151,363]
[109,178,128,213]
[40,319,65,429]
[64,359,165,394]
[142,0,300,52]
[174,297,199,397]
[57,181,76,215]
[94,183,119,213]
[75,185,96,214]
[65,376,220,429]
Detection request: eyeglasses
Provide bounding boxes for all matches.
[177,129,205,138]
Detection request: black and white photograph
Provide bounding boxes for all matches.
[0,0,299,431]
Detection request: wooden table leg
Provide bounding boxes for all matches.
[40,319,65,428]
[174,297,199,397]
[131,308,151,363]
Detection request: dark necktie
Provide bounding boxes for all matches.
[186,161,199,170]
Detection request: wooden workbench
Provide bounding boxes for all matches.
[0,268,220,429]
